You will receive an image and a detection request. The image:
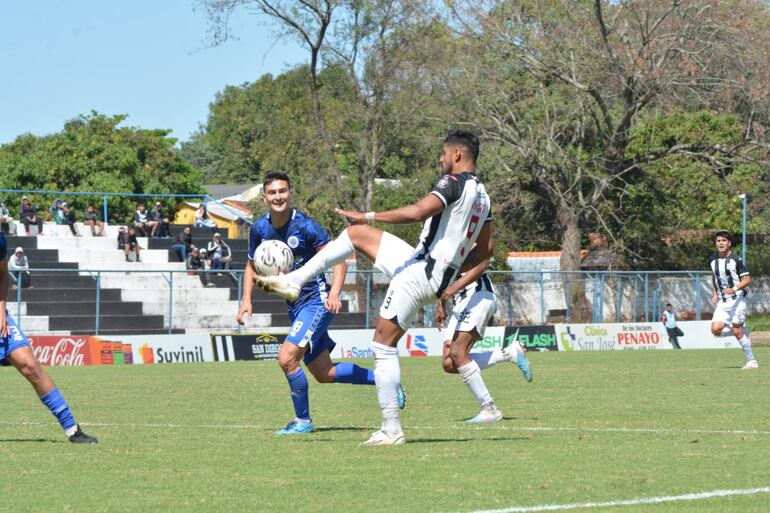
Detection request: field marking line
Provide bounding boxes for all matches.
[2,420,770,436]
[454,486,770,513]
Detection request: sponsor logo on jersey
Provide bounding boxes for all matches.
[287,235,300,249]
[436,175,450,189]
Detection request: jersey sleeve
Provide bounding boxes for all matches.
[430,174,465,207]
[736,257,749,276]
[247,222,263,261]
[304,217,331,250]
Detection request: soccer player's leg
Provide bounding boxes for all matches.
[307,333,374,385]
[3,315,96,443]
[274,309,318,435]
[731,301,758,369]
[449,330,503,423]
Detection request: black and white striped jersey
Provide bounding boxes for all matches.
[452,272,496,305]
[708,252,749,301]
[414,172,491,296]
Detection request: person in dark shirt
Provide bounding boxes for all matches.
[83,204,104,236]
[19,196,44,236]
[118,226,141,262]
[60,203,79,236]
[170,226,193,262]
[149,202,171,238]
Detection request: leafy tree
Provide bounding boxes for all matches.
[0,112,204,222]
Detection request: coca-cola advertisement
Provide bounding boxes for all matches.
[28,336,97,366]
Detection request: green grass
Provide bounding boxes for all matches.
[2,349,769,513]
[747,314,770,331]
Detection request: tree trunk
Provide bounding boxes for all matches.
[558,211,593,322]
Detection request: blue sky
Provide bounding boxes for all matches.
[0,1,305,145]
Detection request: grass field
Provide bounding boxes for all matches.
[2,348,769,513]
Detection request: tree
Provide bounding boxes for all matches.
[442,0,770,319]
[0,112,204,222]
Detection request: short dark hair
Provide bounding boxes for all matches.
[714,230,733,243]
[444,130,480,162]
[666,303,672,307]
[263,171,291,189]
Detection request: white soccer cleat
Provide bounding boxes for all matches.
[466,404,503,423]
[253,273,301,301]
[502,340,533,382]
[360,429,405,446]
[742,360,759,370]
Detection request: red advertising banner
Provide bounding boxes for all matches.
[27,336,135,367]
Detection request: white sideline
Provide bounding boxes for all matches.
[454,487,770,513]
[2,420,770,436]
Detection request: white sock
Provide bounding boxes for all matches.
[470,349,504,370]
[720,326,733,337]
[738,335,756,362]
[458,361,493,407]
[371,341,402,434]
[289,229,354,285]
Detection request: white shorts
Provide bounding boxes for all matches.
[712,296,747,326]
[379,259,437,330]
[374,232,415,279]
[443,289,496,340]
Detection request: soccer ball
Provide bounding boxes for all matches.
[252,240,294,276]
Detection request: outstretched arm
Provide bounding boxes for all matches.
[336,194,445,226]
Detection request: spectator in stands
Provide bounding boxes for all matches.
[149,202,171,238]
[187,247,213,287]
[83,204,104,236]
[207,232,232,273]
[8,246,31,289]
[60,203,79,236]
[170,226,193,262]
[19,196,44,236]
[52,199,65,225]
[118,226,141,262]
[0,201,13,235]
[133,202,151,237]
[194,204,217,228]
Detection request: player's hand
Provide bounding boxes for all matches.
[334,208,366,225]
[237,301,252,326]
[724,287,735,295]
[325,293,342,314]
[0,309,7,338]
[712,294,718,304]
[435,301,446,330]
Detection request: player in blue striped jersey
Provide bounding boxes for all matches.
[0,231,97,443]
[238,172,403,435]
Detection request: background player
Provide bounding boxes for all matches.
[255,131,493,445]
[0,231,97,443]
[237,172,403,435]
[436,260,531,423]
[708,231,757,369]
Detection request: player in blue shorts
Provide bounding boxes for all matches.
[0,231,97,443]
[237,172,404,435]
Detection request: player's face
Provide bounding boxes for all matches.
[715,236,731,253]
[263,179,293,214]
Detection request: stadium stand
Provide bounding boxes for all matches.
[5,222,366,335]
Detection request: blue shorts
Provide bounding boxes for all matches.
[285,302,336,365]
[1,312,31,365]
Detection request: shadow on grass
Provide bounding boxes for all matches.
[314,426,372,433]
[0,438,65,443]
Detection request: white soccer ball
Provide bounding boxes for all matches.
[252,240,294,276]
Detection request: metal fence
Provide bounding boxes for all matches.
[9,268,769,335]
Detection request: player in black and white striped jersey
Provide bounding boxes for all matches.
[708,231,757,369]
[436,259,531,423]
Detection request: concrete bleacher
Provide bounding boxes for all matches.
[5,222,366,335]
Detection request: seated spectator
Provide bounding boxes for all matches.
[8,247,31,289]
[83,204,104,236]
[170,226,193,262]
[0,201,13,235]
[149,202,171,238]
[52,199,66,225]
[207,232,232,273]
[193,204,217,228]
[187,248,213,287]
[19,196,44,236]
[133,202,151,237]
[118,226,142,262]
[60,203,79,236]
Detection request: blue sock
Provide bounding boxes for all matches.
[333,362,375,385]
[286,368,310,421]
[40,388,76,432]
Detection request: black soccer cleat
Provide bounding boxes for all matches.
[68,424,98,444]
